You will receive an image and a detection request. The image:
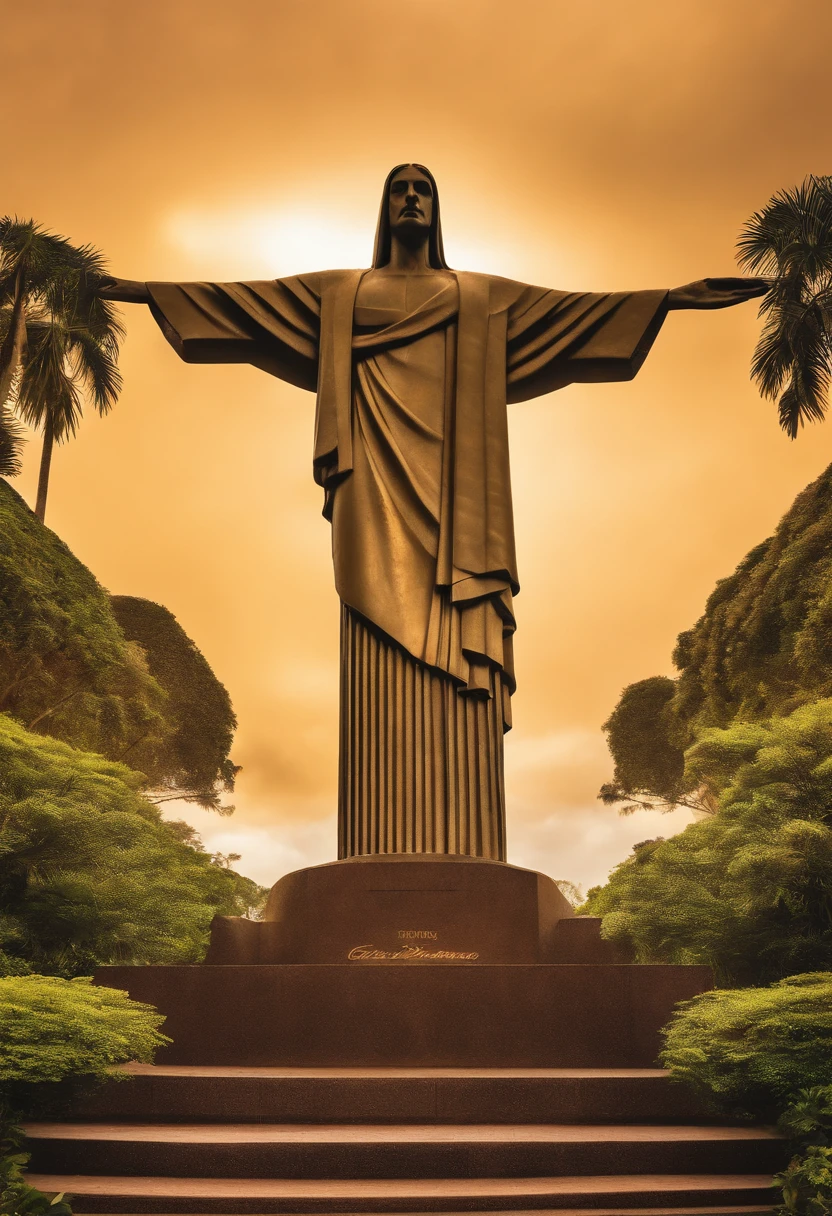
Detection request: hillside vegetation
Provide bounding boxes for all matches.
[601,462,832,813]
[590,462,832,985]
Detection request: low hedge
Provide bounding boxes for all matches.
[660,973,832,1121]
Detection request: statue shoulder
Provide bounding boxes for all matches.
[281,269,365,292]
[454,270,541,312]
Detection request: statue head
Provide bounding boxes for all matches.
[372,164,449,269]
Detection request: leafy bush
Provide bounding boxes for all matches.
[0,975,168,1086]
[0,713,266,973]
[780,1088,832,1149]
[584,701,832,983]
[1,1113,72,1216]
[778,1146,832,1215]
[660,974,832,1120]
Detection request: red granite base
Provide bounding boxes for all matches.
[93,962,711,1068]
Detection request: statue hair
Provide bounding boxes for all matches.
[372,164,449,270]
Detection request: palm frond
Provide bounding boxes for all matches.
[0,404,24,476]
[16,321,83,441]
[740,177,832,437]
[751,315,795,399]
[738,176,832,282]
[0,219,124,457]
[68,328,122,412]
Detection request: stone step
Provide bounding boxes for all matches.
[25,1122,786,1180]
[23,1171,780,1213]
[71,1065,708,1124]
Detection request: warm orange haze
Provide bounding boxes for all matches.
[6,0,832,893]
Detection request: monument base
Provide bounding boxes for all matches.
[203,854,631,965]
[91,856,710,1068]
[92,961,711,1068]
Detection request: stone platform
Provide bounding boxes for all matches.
[205,854,601,966]
[60,855,775,1212]
[25,1064,782,1213]
[93,961,711,1068]
[93,856,711,1068]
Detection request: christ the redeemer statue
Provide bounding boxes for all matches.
[99,164,768,863]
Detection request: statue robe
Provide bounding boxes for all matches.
[147,270,668,859]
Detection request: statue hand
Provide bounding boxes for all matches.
[667,276,773,310]
[93,275,151,304]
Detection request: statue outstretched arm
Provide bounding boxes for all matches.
[503,273,773,400]
[94,275,323,392]
[96,277,151,304]
[667,276,771,310]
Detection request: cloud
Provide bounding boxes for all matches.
[162,802,336,888]
[507,801,694,895]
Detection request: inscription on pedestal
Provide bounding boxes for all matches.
[348,944,479,961]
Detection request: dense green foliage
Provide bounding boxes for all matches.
[780,1088,832,1148]
[779,1146,832,1216]
[660,974,832,1121]
[1,1114,72,1216]
[0,713,266,974]
[603,461,832,809]
[0,479,167,761]
[586,701,832,983]
[0,975,168,1085]
[738,175,832,440]
[599,676,686,813]
[0,976,168,1216]
[0,483,240,809]
[778,1091,832,1216]
[673,464,832,737]
[111,596,238,809]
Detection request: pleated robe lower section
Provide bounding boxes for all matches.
[338,605,507,861]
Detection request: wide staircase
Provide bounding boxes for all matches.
[25,1062,785,1214]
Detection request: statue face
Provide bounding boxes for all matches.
[388,168,434,237]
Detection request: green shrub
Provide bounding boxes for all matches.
[779,1088,832,1149]
[584,701,832,984]
[660,974,832,1120]
[0,713,266,973]
[0,975,169,1086]
[1,1112,72,1215]
[778,1146,832,1215]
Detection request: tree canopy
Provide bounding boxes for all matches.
[0,712,266,976]
[110,596,238,810]
[599,676,686,813]
[586,699,832,984]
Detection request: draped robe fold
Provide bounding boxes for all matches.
[147,270,668,860]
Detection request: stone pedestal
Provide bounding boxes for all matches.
[92,854,710,1069]
[205,855,601,966]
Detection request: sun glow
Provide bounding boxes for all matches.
[163,198,569,283]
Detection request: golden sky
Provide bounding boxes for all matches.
[6,0,832,893]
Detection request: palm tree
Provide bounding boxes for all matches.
[0,218,123,520]
[737,176,832,439]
